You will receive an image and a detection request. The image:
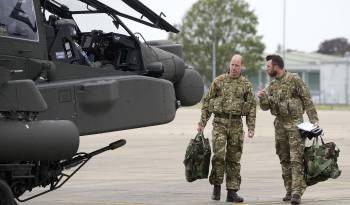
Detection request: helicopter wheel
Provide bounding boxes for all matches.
[0,179,17,205]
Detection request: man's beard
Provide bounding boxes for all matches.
[268,70,277,77]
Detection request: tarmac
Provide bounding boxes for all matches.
[23,108,350,205]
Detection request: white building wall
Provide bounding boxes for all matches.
[320,64,347,104]
[259,58,350,105]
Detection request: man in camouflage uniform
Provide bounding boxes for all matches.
[258,54,319,204]
[197,54,256,203]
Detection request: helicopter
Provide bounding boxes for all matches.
[0,0,204,204]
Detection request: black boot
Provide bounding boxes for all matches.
[226,189,244,203]
[283,192,292,201]
[291,194,301,204]
[211,185,221,201]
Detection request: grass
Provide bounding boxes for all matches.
[316,105,350,110]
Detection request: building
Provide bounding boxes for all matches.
[251,52,350,105]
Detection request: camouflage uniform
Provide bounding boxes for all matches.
[199,74,256,190]
[259,71,319,196]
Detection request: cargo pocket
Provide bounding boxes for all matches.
[241,102,250,116]
[278,101,289,116]
[234,87,244,96]
[208,98,215,113]
[210,97,223,114]
[268,96,278,115]
[288,99,303,116]
[223,100,241,115]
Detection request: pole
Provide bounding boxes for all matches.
[212,39,216,82]
[282,0,286,59]
[211,15,217,82]
[346,63,349,104]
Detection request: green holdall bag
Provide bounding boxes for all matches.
[183,133,211,182]
[304,136,341,186]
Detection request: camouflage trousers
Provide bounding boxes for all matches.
[209,117,243,190]
[274,116,306,196]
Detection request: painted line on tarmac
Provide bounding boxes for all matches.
[242,202,282,205]
[101,203,147,205]
[43,200,148,205]
[95,203,147,205]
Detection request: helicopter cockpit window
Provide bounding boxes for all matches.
[0,0,39,41]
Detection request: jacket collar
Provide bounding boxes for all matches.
[276,70,287,81]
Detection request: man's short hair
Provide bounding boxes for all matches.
[231,54,244,65]
[266,54,284,69]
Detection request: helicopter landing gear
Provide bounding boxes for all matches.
[0,179,17,205]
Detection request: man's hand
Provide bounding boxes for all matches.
[247,129,254,138]
[197,122,204,133]
[258,89,266,98]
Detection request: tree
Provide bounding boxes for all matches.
[169,0,265,83]
[317,37,350,56]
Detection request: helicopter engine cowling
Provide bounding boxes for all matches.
[175,68,204,106]
[0,120,79,162]
[147,46,186,83]
[142,42,204,106]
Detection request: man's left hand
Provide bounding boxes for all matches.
[247,129,254,138]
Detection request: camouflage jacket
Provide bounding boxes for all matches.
[200,74,256,130]
[259,71,319,123]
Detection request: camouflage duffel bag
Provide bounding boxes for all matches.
[304,136,341,186]
[183,133,211,182]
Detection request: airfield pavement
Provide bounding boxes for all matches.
[23,108,350,205]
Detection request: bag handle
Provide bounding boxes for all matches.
[320,135,325,145]
[195,132,204,141]
[311,132,325,148]
[312,137,319,148]
[195,132,207,148]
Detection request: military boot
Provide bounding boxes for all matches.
[226,189,244,203]
[282,192,292,201]
[290,194,301,204]
[211,185,221,201]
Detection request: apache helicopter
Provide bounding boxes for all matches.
[0,0,204,204]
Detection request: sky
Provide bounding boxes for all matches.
[69,0,350,54]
